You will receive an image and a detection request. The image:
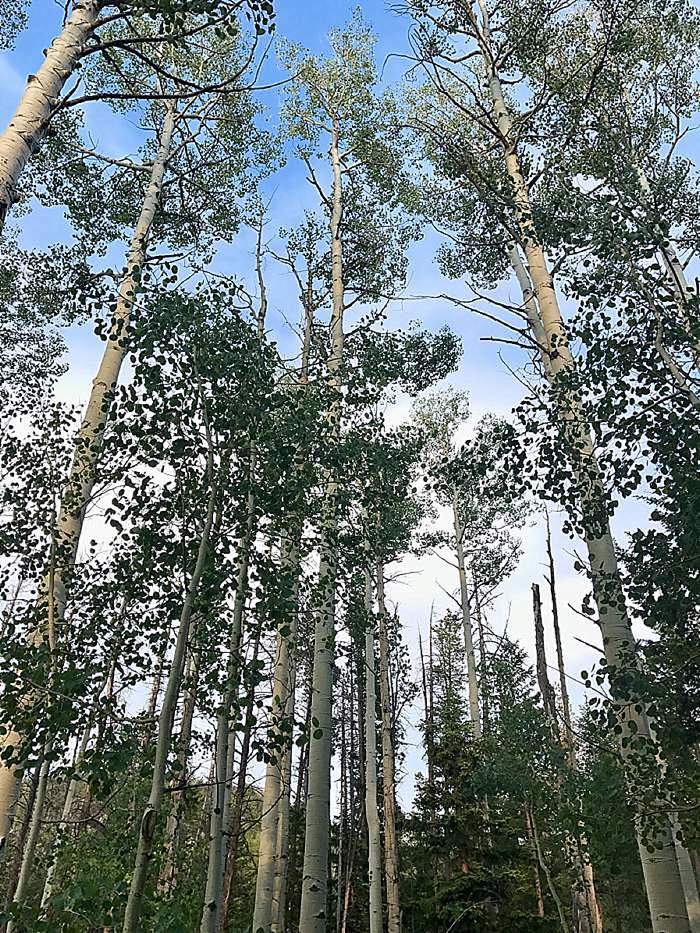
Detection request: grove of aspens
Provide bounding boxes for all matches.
[0,0,699,931]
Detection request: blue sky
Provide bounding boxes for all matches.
[0,0,652,802]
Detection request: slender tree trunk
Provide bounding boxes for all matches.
[158,640,201,897]
[528,804,569,933]
[39,726,91,909]
[418,621,434,794]
[6,747,52,933]
[336,672,348,933]
[253,542,301,933]
[0,0,104,228]
[532,579,603,933]
[140,629,170,755]
[376,563,401,933]
[218,630,261,931]
[207,271,269,932]
[0,101,177,854]
[271,651,298,932]
[673,824,700,933]
[543,518,605,931]
[525,807,546,918]
[631,161,695,312]
[298,115,346,933]
[253,282,311,932]
[544,509,574,752]
[532,583,558,725]
[122,448,217,933]
[476,1,690,920]
[2,765,39,920]
[364,569,383,933]
[451,490,480,737]
[201,469,256,933]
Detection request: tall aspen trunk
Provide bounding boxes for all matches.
[39,726,91,910]
[532,581,602,933]
[6,745,52,933]
[298,116,346,933]
[542,517,605,931]
[201,499,255,933]
[336,672,350,933]
[631,161,695,312]
[0,102,176,854]
[122,458,217,933]
[376,564,401,933]
[418,624,435,793]
[673,830,700,933]
[271,713,295,932]
[158,641,200,897]
[451,490,480,737]
[364,569,383,933]
[253,283,312,933]
[270,288,315,933]
[253,545,301,933]
[206,272,268,933]
[2,765,39,918]
[140,629,170,755]
[471,2,691,924]
[218,630,261,931]
[0,0,103,228]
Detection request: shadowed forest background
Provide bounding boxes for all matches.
[0,0,699,931]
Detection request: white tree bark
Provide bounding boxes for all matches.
[158,640,201,897]
[253,541,301,933]
[451,489,480,737]
[270,656,297,932]
[0,101,176,856]
[254,280,312,933]
[122,407,217,933]
[376,563,401,933]
[5,746,52,933]
[298,115,346,933]
[0,0,103,228]
[201,476,256,933]
[364,569,383,933]
[471,2,691,925]
[673,822,700,933]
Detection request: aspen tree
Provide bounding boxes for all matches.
[279,20,398,929]
[0,0,103,228]
[252,223,318,933]
[0,20,266,893]
[363,567,383,933]
[376,564,401,933]
[40,642,121,910]
[410,2,695,926]
[0,101,176,854]
[200,459,257,933]
[532,581,603,933]
[411,391,481,733]
[507,242,690,932]
[219,623,264,929]
[158,640,201,896]
[0,0,273,230]
[122,384,218,933]
[542,516,605,931]
[545,510,574,752]
[200,215,272,933]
